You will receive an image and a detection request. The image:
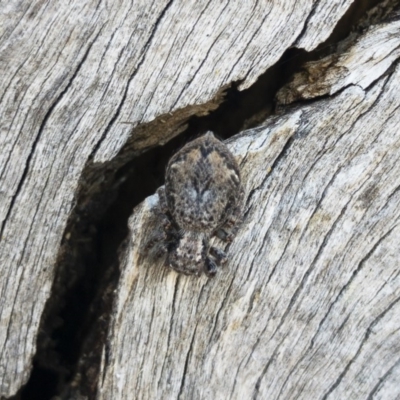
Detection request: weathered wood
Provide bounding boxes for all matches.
[99,78,400,400]
[276,17,400,104]
[97,24,400,400]
[0,0,399,398]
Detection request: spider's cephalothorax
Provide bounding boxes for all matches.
[155,131,244,277]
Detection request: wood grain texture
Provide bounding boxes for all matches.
[98,54,400,400]
[0,0,399,398]
[295,0,354,50]
[277,17,400,104]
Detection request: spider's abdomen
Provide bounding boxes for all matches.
[165,132,241,233]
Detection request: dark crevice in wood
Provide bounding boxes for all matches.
[14,1,396,399]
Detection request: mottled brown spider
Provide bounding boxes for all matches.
[148,132,244,277]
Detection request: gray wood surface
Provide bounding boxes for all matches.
[99,68,400,399]
[1,0,399,398]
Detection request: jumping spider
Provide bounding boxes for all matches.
[148,132,244,277]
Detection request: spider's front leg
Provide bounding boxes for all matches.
[204,248,226,277]
[209,246,228,265]
[203,238,227,277]
[143,231,168,258]
[204,257,218,277]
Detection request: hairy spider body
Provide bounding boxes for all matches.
[155,132,244,277]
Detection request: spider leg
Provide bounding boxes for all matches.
[204,257,217,277]
[209,246,227,265]
[143,232,168,259]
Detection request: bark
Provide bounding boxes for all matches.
[0,0,399,399]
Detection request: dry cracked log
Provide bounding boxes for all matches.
[99,71,400,399]
[1,0,400,399]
